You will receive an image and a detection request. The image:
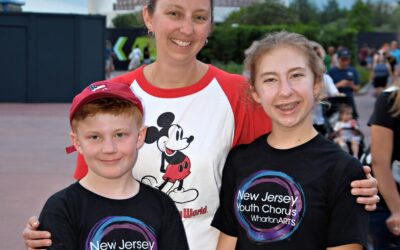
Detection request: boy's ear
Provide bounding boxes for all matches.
[69,132,83,154]
[142,6,153,33]
[137,127,147,149]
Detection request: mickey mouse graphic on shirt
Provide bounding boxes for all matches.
[141,112,199,204]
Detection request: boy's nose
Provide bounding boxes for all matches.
[102,139,117,153]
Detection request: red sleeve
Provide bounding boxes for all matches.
[72,68,141,180]
[213,66,272,147]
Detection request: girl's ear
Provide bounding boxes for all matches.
[70,132,83,154]
[250,86,261,104]
[313,78,322,101]
[137,127,147,149]
[142,6,154,33]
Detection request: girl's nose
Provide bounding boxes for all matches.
[279,78,294,97]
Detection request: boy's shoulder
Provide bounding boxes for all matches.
[139,182,177,206]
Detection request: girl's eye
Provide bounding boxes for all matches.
[263,78,276,84]
[291,73,304,79]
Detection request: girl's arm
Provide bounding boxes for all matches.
[216,232,237,250]
[327,243,363,250]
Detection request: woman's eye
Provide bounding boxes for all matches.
[195,15,207,22]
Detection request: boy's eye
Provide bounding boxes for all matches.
[168,11,180,18]
[89,135,99,140]
[115,133,126,139]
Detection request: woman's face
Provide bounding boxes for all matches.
[252,46,320,131]
[143,0,212,65]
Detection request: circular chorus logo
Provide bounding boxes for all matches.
[234,170,305,243]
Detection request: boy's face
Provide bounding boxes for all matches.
[70,112,146,180]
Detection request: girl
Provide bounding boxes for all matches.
[212,31,368,250]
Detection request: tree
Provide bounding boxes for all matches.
[388,4,400,34]
[288,0,319,24]
[319,0,346,24]
[224,0,297,25]
[347,0,373,32]
[112,13,142,28]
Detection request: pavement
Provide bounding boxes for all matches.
[0,79,377,249]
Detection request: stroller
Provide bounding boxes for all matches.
[321,95,366,159]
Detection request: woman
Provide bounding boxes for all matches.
[369,81,400,249]
[23,1,378,250]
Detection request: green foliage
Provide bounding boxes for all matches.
[319,0,347,24]
[199,24,357,64]
[288,0,319,24]
[355,65,371,87]
[112,13,143,28]
[211,61,243,74]
[224,0,297,25]
[347,0,373,32]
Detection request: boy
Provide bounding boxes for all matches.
[38,81,189,249]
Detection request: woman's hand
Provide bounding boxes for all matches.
[351,166,379,211]
[386,211,400,236]
[22,216,52,249]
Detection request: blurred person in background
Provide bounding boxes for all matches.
[368,80,400,249]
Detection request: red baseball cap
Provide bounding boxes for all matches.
[69,81,143,123]
[66,81,143,154]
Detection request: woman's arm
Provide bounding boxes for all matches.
[371,124,400,235]
[327,243,363,250]
[216,232,237,250]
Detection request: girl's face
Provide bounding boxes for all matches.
[143,0,212,65]
[252,46,320,131]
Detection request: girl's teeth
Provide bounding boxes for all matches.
[278,103,296,110]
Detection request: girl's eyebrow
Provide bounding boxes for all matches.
[259,67,306,77]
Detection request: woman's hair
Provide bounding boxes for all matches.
[389,80,400,117]
[244,31,325,101]
[146,0,214,22]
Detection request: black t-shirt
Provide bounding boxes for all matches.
[212,134,368,249]
[369,88,400,162]
[38,182,189,250]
